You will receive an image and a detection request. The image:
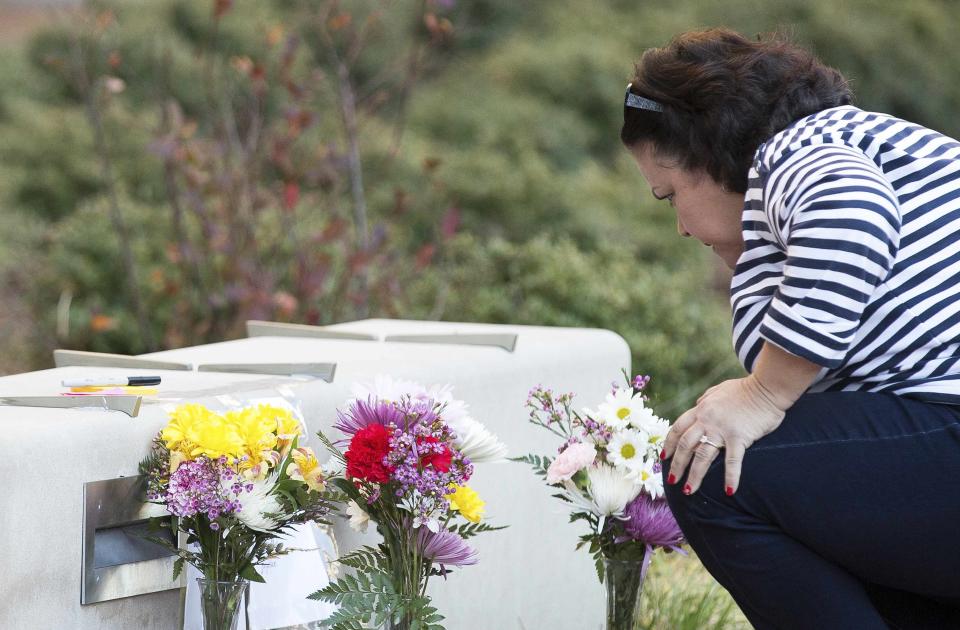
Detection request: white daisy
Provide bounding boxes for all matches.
[642,416,671,453]
[627,404,666,435]
[594,388,647,430]
[606,429,647,476]
[635,459,664,500]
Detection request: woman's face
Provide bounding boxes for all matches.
[630,143,746,269]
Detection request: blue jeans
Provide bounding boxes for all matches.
[663,391,960,629]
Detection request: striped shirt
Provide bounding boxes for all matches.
[731,105,960,403]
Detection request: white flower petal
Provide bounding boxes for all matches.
[346,500,370,533]
[236,478,283,533]
[586,464,643,517]
[447,414,509,463]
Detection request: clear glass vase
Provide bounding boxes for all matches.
[196,579,249,630]
[604,558,647,630]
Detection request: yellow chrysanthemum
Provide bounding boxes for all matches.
[161,403,213,454]
[190,412,245,460]
[445,485,485,523]
[262,405,302,440]
[227,406,279,464]
[288,447,326,492]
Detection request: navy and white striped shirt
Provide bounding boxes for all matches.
[731,105,960,403]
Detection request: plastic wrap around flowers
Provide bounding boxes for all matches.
[140,402,331,583]
[520,373,685,583]
[310,376,507,630]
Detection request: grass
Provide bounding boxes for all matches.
[636,552,750,630]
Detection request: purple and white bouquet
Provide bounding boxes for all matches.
[310,376,508,630]
[520,372,685,584]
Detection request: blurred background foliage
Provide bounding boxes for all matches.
[3,0,960,418]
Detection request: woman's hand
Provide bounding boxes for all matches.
[663,374,787,496]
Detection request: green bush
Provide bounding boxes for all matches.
[408,233,743,416]
[5,0,960,393]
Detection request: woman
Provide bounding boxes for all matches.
[622,29,960,628]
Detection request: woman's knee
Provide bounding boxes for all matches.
[661,457,727,521]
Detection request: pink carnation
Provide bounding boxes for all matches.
[546,442,597,484]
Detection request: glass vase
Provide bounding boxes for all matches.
[196,579,249,630]
[604,558,647,630]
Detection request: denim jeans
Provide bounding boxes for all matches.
[663,391,960,629]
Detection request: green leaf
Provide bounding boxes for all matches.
[331,477,365,505]
[239,563,266,583]
[172,557,185,581]
[453,521,508,540]
[316,430,347,466]
[510,454,553,478]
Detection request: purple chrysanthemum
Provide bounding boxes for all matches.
[334,397,408,436]
[414,527,478,567]
[620,493,685,549]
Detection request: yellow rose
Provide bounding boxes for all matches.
[445,485,485,523]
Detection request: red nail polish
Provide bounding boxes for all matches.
[659,450,666,460]
[683,484,692,495]
[667,473,676,485]
[726,486,734,496]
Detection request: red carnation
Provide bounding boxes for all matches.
[345,424,392,483]
[418,436,453,473]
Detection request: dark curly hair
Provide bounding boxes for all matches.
[620,28,852,194]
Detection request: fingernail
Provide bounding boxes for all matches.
[683,484,692,495]
[659,450,666,460]
[726,486,734,496]
[667,473,677,485]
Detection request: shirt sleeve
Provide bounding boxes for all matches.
[757,143,902,368]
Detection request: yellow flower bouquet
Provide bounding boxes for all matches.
[139,402,333,629]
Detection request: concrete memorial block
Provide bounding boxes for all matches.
[0,318,628,629]
[145,319,630,630]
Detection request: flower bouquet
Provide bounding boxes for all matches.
[139,402,332,630]
[310,376,508,630]
[518,373,685,630]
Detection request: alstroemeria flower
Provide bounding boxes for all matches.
[288,447,326,492]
